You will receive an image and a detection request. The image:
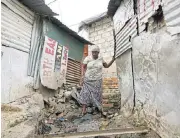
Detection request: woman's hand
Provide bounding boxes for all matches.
[103,56,116,68]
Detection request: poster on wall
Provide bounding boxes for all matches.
[59,46,69,86]
[40,36,69,90]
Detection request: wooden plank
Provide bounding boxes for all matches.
[37,127,149,138]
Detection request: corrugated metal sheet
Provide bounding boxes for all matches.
[137,0,161,33]
[79,12,108,32]
[28,15,43,77]
[115,17,137,57]
[113,0,134,34]
[163,0,180,35]
[19,0,58,16]
[66,58,81,85]
[1,0,34,53]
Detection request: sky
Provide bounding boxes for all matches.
[45,0,110,32]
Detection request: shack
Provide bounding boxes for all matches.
[1,0,92,103]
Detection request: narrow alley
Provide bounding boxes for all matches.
[1,0,180,138]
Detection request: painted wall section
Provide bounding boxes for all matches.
[133,32,180,138]
[44,19,84,62]
[1,46,33,103]
[115,49,134,112]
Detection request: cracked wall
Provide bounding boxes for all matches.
[1,46,34,103]
[132,31,180,138]
[116,49,134,113]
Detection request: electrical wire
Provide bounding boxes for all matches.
[47,0,58,5]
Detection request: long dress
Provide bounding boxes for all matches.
[78,56,105,110]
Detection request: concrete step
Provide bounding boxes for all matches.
[39,127,149,138]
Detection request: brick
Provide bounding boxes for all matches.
[103,22,112,29]
[102,17,111,24]
[95,25,103,31]
[98,38,106,44]
[91,23,96,28]
[94,35,101,41]
[102,99,109,104]
[104,27,113,32]
[89,36,95,41]
[89,27,95,33]
[96,20,103,26]
[102,103,114,108]
[90,32,98,37]
[102,31,111,37]
[102,93,119,99]
[97,29,104,35]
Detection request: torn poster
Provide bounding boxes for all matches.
[40,36,69,89]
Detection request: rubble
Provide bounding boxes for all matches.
[1,85,159,138]
[2,93,44,138]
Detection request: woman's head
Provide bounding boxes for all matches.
[91,46,100,59]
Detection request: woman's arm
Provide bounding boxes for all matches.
[103,56,115,68]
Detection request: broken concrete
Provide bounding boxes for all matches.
[1,93,44,138]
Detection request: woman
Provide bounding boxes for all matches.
[79,45,115,115]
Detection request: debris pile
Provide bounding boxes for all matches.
[37,84,112,135]
[36,84,161,138]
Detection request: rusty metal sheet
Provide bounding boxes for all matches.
[66,58,81,85]
[137,0,161,33]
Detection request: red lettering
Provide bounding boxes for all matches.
[47,41,56,49]
[63,50,68,60]
[45,47,54,55]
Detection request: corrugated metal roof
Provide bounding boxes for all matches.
[107,0,122,16]
[78,12,108,31]
[46,17,93,45]
[19,0,58,16]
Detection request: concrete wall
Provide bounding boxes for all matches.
[133,32,180,138]
[87,16,120,109]
[115,49,134,112]
[1,46,34,103]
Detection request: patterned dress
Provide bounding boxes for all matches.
[78,56,105,110]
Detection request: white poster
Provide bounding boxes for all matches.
[40,36,58,89]
[40,36,69,89]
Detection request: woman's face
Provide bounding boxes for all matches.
[92,51,99,59]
